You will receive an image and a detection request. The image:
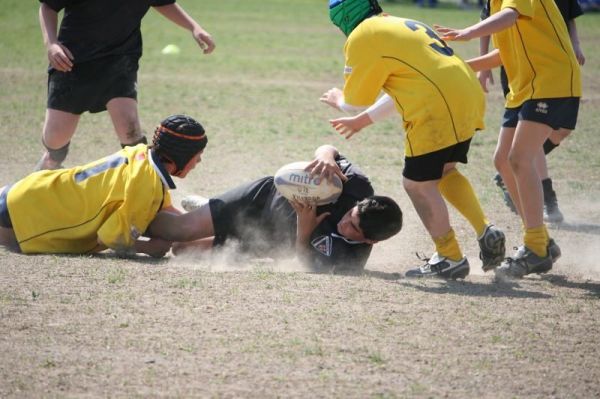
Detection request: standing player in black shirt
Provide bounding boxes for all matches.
[147,145,403,273]
[36,0,215,170]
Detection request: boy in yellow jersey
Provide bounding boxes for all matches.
[435,0,581,279]
[322,0,506,279]
[478,0,585,224]
[0,114,207,257]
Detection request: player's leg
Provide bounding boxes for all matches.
[404,177,469,279]
[493,126,521,215]
[402,146,469,279]
[492,71,518,214]
[495,120,553,280]
[439,163,488,237]
[404,177,453,239]
[0,185,19,252]
[106,97,146,147]
[0,226,18,252]
[35,109,80,170]
[438,163,505,271]
[510,120,552,233]
[99,54,145,147]
[537,128,572,223]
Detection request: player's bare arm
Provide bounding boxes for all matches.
[146,205,214,243]
[153,3,215,54]
[330,93,396,139]
[435,8,519,41]
[39,3,73,72]
[90,237,170,258]
[320,88,367,115]
[330,113,372,140]
[467,49,502,73]
[477,35,495,92]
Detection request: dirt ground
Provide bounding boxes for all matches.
[2,200,599,398]
[2,1,599,396]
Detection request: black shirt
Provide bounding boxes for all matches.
[40,0,175,64]
[209,154,375,272]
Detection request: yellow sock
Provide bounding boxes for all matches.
[524,225,548,257]
[433,229,463,261]
[438,169,489,237]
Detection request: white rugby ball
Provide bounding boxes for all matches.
[274,161,343,205]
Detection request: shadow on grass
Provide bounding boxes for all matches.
[549,220,600,235]
[91,252,170,265]
[397,279,553,299]
[541,274,600,299]
[362,270,404,280]
[350,270,551,299]
[40,252,171,266]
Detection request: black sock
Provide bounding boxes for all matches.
[543,139,559,155]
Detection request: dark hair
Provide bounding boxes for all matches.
[357,195,402,241]
[151,114,208,174]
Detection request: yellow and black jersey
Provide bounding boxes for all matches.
[490,0,582,107]
[342,14,485,157]
[7,144,173,254]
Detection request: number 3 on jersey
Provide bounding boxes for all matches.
[405,20,454,57]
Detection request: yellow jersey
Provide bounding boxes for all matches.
[342,15,485,157]
[491,0,582,108]
[7,144,173,254]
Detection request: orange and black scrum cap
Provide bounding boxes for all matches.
[152,114,207,172]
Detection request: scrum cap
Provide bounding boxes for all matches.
[152,114,207,173]
[329,0,382,36]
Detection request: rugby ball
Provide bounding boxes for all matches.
[274,161,343,205]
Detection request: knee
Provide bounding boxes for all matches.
[507,150,527,173]
[403,177,428,196]
[493,151,509,172]
[403,177,417,193]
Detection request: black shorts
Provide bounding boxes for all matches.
[403,139,471,182]
[0,184,13,228]
[502,97,580,130]
[208,177,280,248]
[47,54,139,114]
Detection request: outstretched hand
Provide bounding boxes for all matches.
[434,24,472,41]
[320,87,343,110]
[329,116,367,140]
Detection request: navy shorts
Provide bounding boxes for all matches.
[403,139,471,182]
[47,54,139,114]
[0,184,13,228]
[502,97,580,130]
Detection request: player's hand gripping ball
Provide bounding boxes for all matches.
[274,161,343,206]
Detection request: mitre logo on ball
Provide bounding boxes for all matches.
[274,161,343,205]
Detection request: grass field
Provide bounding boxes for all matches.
[1,0,600,397]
